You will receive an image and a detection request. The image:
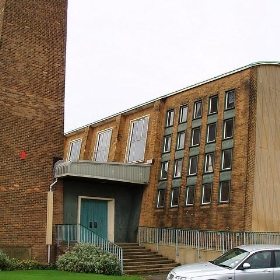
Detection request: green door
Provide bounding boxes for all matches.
[80,199,108,238]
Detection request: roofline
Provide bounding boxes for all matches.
[65,61,280,136]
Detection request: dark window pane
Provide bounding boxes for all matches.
[163,135,171,152]
[157,189,165,208]
[189,156,198,175]
[194,101,202,119]
[202,184,212,204]
[177,131,185,150]
[179,105,188,123]
[209,95,218,114]
[222,150,232,169]
[174,159,183,178]
[226,90,235,109]
[166,110,174,127]
[207,123,216,143]
[220,181,230,203]
[186,186,195,205]
[192,127,200,146]
[160,161,169,179]
[171,188,180,207]
[224,119,233,139]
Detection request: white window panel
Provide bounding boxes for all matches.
[93,129,112,162]
[68,139,82,161]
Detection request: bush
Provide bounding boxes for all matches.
[56,243,122,275]
[0,250,11,271]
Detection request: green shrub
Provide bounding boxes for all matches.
[56,243,121,275]
[0,250,10,271]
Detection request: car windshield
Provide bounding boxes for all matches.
[212,248,249,269]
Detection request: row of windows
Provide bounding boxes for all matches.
[165,89,235,127]
[156,181,231,208]
[68,116,149,163]
[163,118,234,153]
[160,149,232,179]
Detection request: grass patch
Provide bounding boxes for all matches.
[0,270,145,280]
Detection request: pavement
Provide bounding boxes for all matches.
[140,274,167,280]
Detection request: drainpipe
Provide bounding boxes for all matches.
[47,179,58,263]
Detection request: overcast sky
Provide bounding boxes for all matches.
[64,0,280,132]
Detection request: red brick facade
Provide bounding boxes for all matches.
[0,0,67,262]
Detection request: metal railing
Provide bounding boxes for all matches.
[55,224,123,273]
[138,226,280,256]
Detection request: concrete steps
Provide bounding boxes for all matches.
[117,243,180,275]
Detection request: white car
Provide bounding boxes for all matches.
[166,244,280,280]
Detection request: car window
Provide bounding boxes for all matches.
[245,251,271,269]
[213,248,249,268]
[275,251,280,267]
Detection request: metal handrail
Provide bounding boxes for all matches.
[138,226,280,256]
[55,224,123,273]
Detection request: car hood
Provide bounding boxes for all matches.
[169,262,230,278]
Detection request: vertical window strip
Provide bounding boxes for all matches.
[202,183,212,204]
[224,118,234,139]
[170,187,180,207]
[163,135,172,153]
[68,139,82,161]
[207,123,216,143]
[185,185,195,206]
[219,181,230,203]
[222,149,232,170]
[205,153,214,173]
[209,95,218,114]
[166,110,174,127]
[176,131,186,150]
[193,100,202,119]
[94,129,112,162]
[189,156,198,175]
[156,189,165,208]
[160,161,169,180]
[179,104,188,123]
[127,116,149,162]
[174,158,183,178]
[225,89,235,110]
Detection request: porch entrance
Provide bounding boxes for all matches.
[80,198,108,238]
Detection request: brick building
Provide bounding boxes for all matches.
[55,62,280,249]
[0,0,67,262]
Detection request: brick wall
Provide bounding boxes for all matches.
[0,0,67,262]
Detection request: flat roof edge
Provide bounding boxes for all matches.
[65,61,280,135]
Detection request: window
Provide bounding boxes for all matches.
[191,127,200,146]
[209,95,218,114]
[160,161,169,180]
[185,185,195,206]
[93,129,112,162]
[127,116,149,162]
[207,123,216,143]
[170,187,180,207]
[179,104,188,123]
[201,183,212,205]
[176,131,185,150]
[222,149,232,170]
[68,139,82,161]
[163,135,172,153]
[174,158,183,178]
[205,153,214,173]
[189,156,198,175]
[225,89,235,110]
[156,189,165,208]
[223,119,234,139]
[219,181,230,203]
[166,110,174,127]
[193,100,202,119]
[246,251,272,269]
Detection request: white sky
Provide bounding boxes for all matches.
[64,0,280,133]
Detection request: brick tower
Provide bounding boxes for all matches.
[0,0,67,261]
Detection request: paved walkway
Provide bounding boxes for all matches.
[141,274,167,280]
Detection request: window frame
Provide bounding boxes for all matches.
[163,134,172,153]
[156,189,165,208]
[223,118,234,139]
[126,116,149,163]
[93,128,112,162]
[221,149,232,170]
[189,155,198,175]
[174,158,183,178]
[68,138,82,161]
[193,100,202,119]
[219,181,231,203]
[206,123,217,143]
[185,185,195,206]
[170,187,180,207]
[204,152,215,173]
[176,131,186,150]
[166,109,175,127]
[208,95,218,115]
[191,127,201,146]
[179,104,188,123]
[160,161,169,180]
[225,89,235,110]
[201,183,212,205]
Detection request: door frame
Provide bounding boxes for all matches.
[77,196,115,242]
